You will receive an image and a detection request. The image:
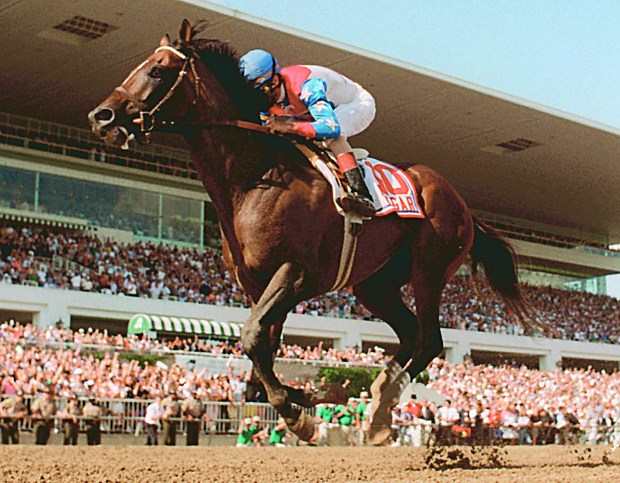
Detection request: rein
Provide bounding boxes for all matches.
[132,113,270,135]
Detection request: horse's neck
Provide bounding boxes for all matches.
[187,128,267,196]
[183,62,298,266]
[185,55,275,210]
[185,130,269,262]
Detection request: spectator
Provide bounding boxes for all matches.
[314,403,336,446]
[30,388,57,445]
[82,396,102,445]
[144,396,163,446]
[268,417,292,447]
[182,390,210,446]
[435,399,459,445]
[334,399,356,446]
[236,416,265,447]
[531,408,556,445]
[355,391,370,446]
[517,406,532,445]
[161,391,181,446]
[60,394,80,445]
[0,391,27,444]
[228,362,249,425]
[500,404,519,444]
[557,406,580,445]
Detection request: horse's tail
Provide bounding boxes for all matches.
[470,217,543,333]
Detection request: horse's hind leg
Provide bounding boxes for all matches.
[404,212,473,381]
[240,262,317,441]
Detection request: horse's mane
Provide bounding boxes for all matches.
[171,21,312,178]
[173,21,271,122]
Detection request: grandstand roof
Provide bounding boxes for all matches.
[2,1,619,242]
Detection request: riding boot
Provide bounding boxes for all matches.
[337,152,375,217]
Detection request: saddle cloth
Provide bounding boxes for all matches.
[313,150,425,219]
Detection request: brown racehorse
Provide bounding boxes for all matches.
[88,20,532,445]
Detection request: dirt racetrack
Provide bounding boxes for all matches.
[1,445,619,482]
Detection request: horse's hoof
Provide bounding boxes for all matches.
[370,359,401,399]
[369,424,392,446]
[288,412,316,442]
[370,369,390,400]
[369,397,395,446]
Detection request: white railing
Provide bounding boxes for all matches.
[7,394,620,447]
[0,111,194,179]
[12,395,291,436]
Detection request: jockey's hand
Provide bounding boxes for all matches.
[264,117,299,136]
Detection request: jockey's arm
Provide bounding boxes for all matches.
[266,78,341,140]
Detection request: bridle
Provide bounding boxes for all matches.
[115,44,270,135]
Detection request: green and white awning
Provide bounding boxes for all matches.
[128,313,242,338]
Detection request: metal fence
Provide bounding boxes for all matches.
[7,394,620,447]
[12,395,311,436]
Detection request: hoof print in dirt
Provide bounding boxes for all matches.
[424,446,507,471]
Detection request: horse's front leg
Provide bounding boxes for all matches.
[266,317,348,409]
[241,262,317,441]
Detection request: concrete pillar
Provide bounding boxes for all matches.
[32,304,71,329]
[540,349,562,371]
[445,341,471,365]
[338,328,363,350]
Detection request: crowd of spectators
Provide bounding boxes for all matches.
[0,321,387,366]
[2,224,619,345]
[433,277,620,343]
[0,342,237,401]
[0,224,244,306]
[418,358,620,446]
[297,358,620,448]
[0,321,309,402]
[2,319,620,446]
[276,341,388,366]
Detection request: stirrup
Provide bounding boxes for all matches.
[338,193,375,218]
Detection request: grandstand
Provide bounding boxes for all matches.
[1,2,619,377]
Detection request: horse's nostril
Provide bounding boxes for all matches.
[94,108,114,122]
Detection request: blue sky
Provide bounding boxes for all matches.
[203,0,620,130]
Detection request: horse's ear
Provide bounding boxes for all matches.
[179,19,192,43]
[159,34,171,47]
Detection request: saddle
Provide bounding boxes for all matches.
[292,141,365,203]
[293,141,424,220]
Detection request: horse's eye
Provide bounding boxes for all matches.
[148,67,163,80]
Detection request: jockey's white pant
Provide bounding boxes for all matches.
[334,87,376,138]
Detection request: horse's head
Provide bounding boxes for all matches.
[88,19,265,149]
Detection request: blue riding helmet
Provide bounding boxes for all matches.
[239,49,281,86]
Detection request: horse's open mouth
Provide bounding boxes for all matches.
[102,125,149,150]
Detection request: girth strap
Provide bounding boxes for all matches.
[330,213,364,291]
[293,143,364,291]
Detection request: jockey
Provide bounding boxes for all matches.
[239,49,376,217]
